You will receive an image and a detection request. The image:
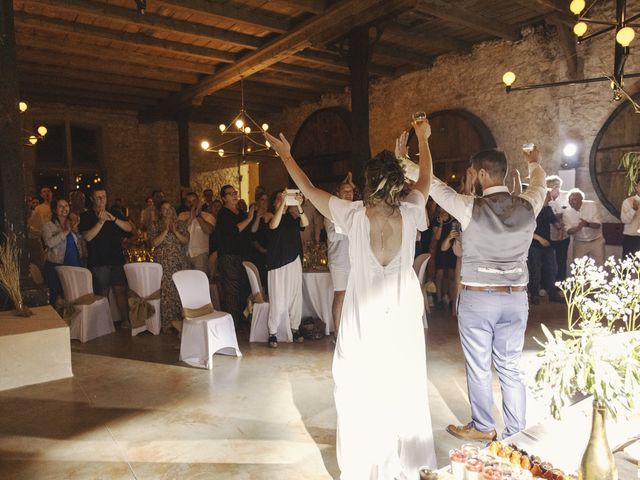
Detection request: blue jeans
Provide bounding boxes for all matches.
[457,289,528,437]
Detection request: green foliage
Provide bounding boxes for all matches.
[533,255,640,420]
[619,152,640,196]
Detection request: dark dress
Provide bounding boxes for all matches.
[435,217,457,270]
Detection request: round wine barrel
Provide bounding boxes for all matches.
[291,107,351,189]
[589,93,640,217]
[407,109,496,185]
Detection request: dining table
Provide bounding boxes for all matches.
[301,268,334,335]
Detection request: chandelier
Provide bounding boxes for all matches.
[502,0,640,101]
[200,79,278,163]
[18,101,48,146]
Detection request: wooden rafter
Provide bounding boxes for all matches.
[21,76,170,99]
[270,0,326,14]
[154,0,293,34]
[14,11,237,63]
[149,0,415,116]
[414,0,520,41]
[16,34,216,75]
[17,63,184,91]
[512,0,575,26]
[21,0,265,50]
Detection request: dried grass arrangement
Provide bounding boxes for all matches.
[0,229,31,317]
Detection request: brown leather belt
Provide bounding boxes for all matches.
[462,285,527,293]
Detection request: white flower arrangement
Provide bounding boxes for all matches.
[532,254,640,420]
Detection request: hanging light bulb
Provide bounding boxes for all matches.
[502,71,516,87]
[265,140,271,148]
[247,146,252,152]
[569,0,585,15]
[28,135,38,145]
[219,124,226,132]
[218,149,224,156]
[201,140,210,150]
[573,22,588,37]
[235,118,244,129]
[37,126,47,136]
[616,27,635,47]
[261,123,269,131]
[19,101,28,112]
[244,126,251,134]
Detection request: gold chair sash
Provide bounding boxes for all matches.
[127,288,161,329]
[55,293,98,325]
[244,291,267,317]
[183,303,214,318]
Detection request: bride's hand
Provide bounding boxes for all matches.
[264,132,291,158]
[395,130,410,159]
[411,119,431,142]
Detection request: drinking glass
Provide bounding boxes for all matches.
[413,111,427,122]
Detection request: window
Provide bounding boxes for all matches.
[33,121,103,199]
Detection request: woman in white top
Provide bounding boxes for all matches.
[265,119,436,479]
[42,197,84,305]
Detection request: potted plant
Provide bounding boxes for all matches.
[532,254,640,480]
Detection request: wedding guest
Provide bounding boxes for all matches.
[110,198,127,219]
[42,198,83,304]
[432,207,457,310]
[202,188,215,213]
[212,185,255,327]
[150,200,189,333]
[266,190,308,348]
[432,145,546,441]
[324,177,354,336]
[140,190,164,232]
[300,195,323,245]
[250,191,272,292]
[547,175,570,281]
[29,185,53,238]
[528,190,563,304]
[69,190,87,217]
[79,186,134,327]
[620,180,640,258]
[211,199,222,218]
[178,192,215,274]
[564,188,605,266]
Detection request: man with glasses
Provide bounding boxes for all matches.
[212,185,255,327]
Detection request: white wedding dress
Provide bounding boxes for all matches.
[329,190,436,480]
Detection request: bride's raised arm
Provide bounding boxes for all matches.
[264,132,334,220]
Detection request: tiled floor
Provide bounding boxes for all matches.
[0,300,568,479]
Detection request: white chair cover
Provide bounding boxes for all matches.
[55,266,115,343]
[172,270,241,369]
[413,253,431,328]
[124,262,162,336]
[242,261,289,342]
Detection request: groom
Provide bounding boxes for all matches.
[429,146,546,440]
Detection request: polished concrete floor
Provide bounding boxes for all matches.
[0,300,569,479]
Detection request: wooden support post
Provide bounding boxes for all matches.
[177,109,191,188]
[0,0,47,308]
[347,25,372,184]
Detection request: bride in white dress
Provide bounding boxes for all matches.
[265,119,436,479]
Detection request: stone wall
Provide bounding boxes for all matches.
[264,25,640,222]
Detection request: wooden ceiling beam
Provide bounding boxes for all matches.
[21,86,160,106]
[21,76,169,99]
[155,0,293,34]
[269,62,350,84]
[17,47,199,83]
[385,22,471,53]
[414,0,521,41]
[233,80,320,102]
[150,0,413,115]
[15,34,216,75]
[205,90,299,109]
[248,72,342,93]
[295,49,395,76]
[512,0,575,26]
[14,11,238,63]
[270,0,326,14]
[18,63,184,91]
[20,90,152,110]
[373,42,433,68]
[21,0,264,50]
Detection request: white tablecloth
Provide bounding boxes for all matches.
[301,271,334,335]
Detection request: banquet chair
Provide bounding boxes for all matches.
[124,262,162,336]
[55,266,115,343]
[242,261,289,342]
[172,270,241,369]
[413,253,431,328]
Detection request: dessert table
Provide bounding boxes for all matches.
[437,397,640,479]
[301,269,334,335]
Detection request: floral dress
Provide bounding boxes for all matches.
[150,220,189,329]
